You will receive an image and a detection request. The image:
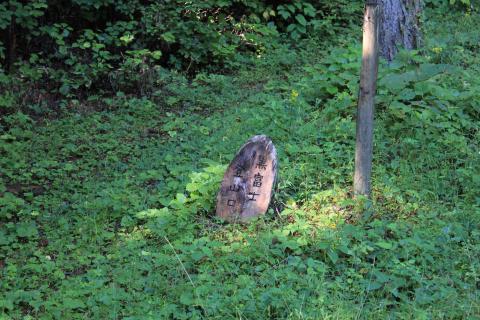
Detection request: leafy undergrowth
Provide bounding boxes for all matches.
[1,9,479,320]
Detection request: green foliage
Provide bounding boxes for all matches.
[425,0,475,11]
[277,1,316,40]
[1,4,479,320]
[0,0,47,31]
[0,0,362,109]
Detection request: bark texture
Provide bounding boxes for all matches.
[379,0,422,61]
[5,2,16,73]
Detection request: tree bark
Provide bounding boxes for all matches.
[354,0,380,197]
[379,0,422,61]
[5,1,16,73]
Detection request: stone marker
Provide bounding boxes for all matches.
[216,135,277,222]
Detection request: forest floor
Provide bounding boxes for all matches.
[1,8,479,320]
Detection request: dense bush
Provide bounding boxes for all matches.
[0,0,362,101]
[425,0,476,10]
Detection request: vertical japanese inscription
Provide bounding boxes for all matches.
[249,155,266,199]
[227,163,244,207]
[216,135,277,223]
[256,155,267,170]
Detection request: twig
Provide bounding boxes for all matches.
[164,236,195,288]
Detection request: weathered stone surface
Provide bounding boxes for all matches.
[216,135,277,223]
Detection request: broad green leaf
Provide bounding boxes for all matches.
[295,14,307,26]
[376,241,393,249]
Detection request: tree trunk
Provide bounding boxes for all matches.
[379,0,422,61]
[5,1,16,73]
[354,0,380,197]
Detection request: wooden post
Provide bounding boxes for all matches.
[354,0,380,197]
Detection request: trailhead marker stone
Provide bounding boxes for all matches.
[216,135,277,222]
